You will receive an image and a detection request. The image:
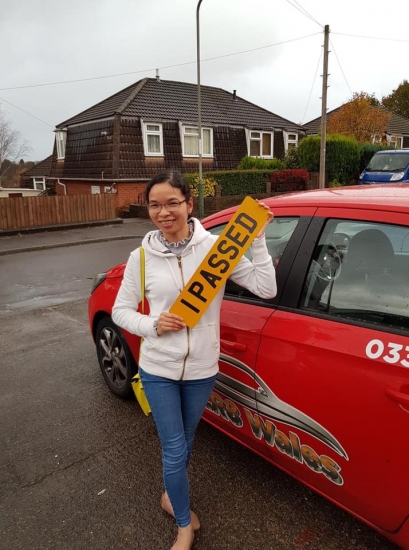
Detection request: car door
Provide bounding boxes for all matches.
[202,207,316,458]
[255,207,409,533]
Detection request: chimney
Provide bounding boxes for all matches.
[233,90,236,100]
[156,69,161,82]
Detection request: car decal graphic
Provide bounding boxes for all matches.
[206,354,348,485]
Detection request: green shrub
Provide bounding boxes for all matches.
[185,170,272,196]
[329,179,342,188]
[297,136,320,173]
[183,174,217,197]
[298,134,361,184]
[238,155,285,171]
[283,147,301,169]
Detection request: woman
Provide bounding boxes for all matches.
[112,171,276,550]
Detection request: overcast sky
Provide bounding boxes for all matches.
[1,0,408,162]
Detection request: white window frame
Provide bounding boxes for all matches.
[283,131,298,152]
[33,177,46,191]
[55,130,67,160]
[388,134,403,150]
[246,129,274,158]
[91,186,100,195]
[180,124,213,158]
[142,120,164,156]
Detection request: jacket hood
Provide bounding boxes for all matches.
[142,217,212,257]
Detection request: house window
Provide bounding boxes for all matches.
[56,131,67,160]
[389,135,403,149]
[181,125,213,157]
[33,177,46,191]
[247,130,273,158]
[91,186,100,194]
[142,121,164,156]
[284,131,298,152]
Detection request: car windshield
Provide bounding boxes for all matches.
[366,152,409,172]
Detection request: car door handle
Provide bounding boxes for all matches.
[220,339,247,352]
[385,387,409,408]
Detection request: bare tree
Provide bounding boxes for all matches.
[0,109,32,171]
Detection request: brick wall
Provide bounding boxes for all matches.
[115,182,148,209]
[55,179,149,211]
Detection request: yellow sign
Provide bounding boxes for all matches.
[169,196,270,327]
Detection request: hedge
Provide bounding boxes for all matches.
[298,134,361,184]
[184,170,273,196]
[237,155,285,170]
[270,169,309,192]
[183,174,217,197]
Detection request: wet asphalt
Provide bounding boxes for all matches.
[0,220,399,550]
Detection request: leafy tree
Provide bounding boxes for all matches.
[327,92,391,143]
[382,80,409,119]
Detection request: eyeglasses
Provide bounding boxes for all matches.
[147,200,187,213]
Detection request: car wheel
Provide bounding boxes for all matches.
[95,317,136,399]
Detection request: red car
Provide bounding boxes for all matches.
[88,184,409,549]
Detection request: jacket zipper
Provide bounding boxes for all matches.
[177,255,190,380]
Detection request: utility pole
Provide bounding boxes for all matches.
[319,24,330,189]
[196,0,204,218]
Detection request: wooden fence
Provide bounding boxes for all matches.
[0,194,117,230]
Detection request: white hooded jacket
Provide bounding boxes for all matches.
[112,217,276,380]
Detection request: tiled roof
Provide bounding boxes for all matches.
[21,155,53,177]
[386,109,409,135]
[57,82,139,128]
[57,78,304,133]
[304,105,409,135]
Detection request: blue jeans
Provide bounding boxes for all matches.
[139,369,217,527]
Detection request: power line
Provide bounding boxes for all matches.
[332,32,409,43]
[286,0,323,28]
[301,47,323,124]
[330,38,352,96]
[0,96,54,128]
[0,33,321,92]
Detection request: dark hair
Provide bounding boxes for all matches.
[145,171,191,203]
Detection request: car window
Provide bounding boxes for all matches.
[209,217,300,299]
[301,219,409,331]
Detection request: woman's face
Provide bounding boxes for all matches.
[147,182,193,243]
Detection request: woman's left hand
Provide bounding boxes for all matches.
[255,201,274,238]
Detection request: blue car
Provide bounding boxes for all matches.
[359,149,409,184]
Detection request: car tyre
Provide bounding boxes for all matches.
[95,317,136,399]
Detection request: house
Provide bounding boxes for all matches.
[49,77,305,208]
[19,155,53,191]
[304,105,409,148]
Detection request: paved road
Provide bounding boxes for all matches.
[0,238,144,315]
[0,218,155,255]
[1,299,397,550]
[0,237,399,550]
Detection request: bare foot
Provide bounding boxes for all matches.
[170,524,194,550]
[161,492,200,531]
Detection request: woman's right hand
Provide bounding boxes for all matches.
[156,312,186,336]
